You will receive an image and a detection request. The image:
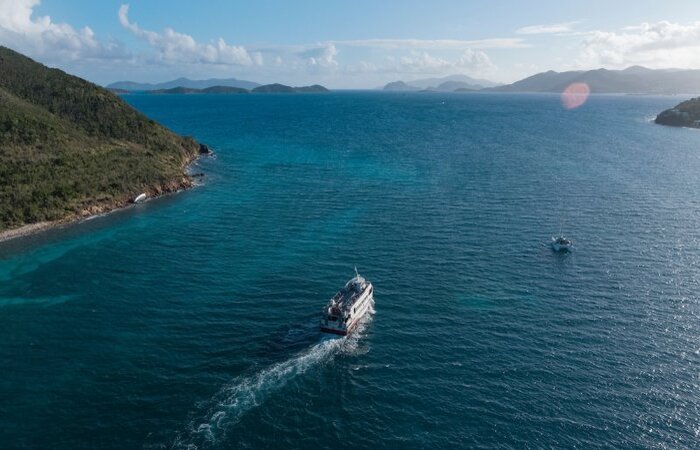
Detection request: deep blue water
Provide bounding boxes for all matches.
[2,92,700,448]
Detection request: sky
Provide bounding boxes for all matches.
[1,0,700,88]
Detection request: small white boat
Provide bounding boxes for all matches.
[551,235,573,252]
[320,268,374,336]
[133,193,147,204]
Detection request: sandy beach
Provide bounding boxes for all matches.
[0,221,57,243]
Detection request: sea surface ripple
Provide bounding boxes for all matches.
[1,92,699,448]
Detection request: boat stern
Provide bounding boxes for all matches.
[320,325,347,336]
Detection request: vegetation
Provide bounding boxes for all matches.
[655,98,700,128]
[0,46,199,231]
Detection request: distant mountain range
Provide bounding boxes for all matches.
[107,77,260,91]
[383,74,502,91]
[116,84,329,95]
[383,67,700,94]
[489,66,700,94]
[112,66,700,96]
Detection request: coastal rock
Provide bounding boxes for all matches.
[199,143,212,155]
[655,98,700,128]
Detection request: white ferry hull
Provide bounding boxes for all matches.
[320,281,373,336]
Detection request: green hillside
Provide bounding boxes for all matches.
[0,46,200,231]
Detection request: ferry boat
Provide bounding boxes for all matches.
[551,235,574,252]
[320,269,374,336]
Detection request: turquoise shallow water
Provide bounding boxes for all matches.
[1,92,700,448]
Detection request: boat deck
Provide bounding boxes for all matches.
[333,287,361,309]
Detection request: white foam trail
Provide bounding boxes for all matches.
[173,303,374,449]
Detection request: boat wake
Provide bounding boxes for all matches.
[172,304,374,449]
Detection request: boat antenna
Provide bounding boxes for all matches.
[354,266,359,277]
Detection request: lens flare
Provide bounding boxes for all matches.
[561,82,590,110]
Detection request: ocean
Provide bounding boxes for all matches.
[1,92,699,448]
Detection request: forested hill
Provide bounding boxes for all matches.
[0,46,200,232]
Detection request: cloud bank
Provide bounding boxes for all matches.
[386,49,495,76]
[0,0,127,62]
[333,38,526,50]
[4,2,700,87]
[577,21,700,69]
[516,22,579,35]
[118,4,259,66]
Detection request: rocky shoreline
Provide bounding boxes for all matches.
[0,150,207,244]
[655,97,700,128]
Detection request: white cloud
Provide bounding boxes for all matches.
[344,60,378,74]
[300,44,338,68]
[332,38,527,50]
[118,4,257,66]
[397,52,452,72]
[0,0,127,62]
[387,49,495,76]
[516,21,579,35]
[457,49,496,72]
[577,21,700,69]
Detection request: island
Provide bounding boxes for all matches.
[655,98,700,128]
[382,75,499,91]
[150,86,249,94]
[151,87,203,94]
[383,81,420,91]
[0,46,202,239]
[107,76,260,91]
[200,86,249,94]
[252,83,329,93]
[130,84,330,95]
[292,84,330,93]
